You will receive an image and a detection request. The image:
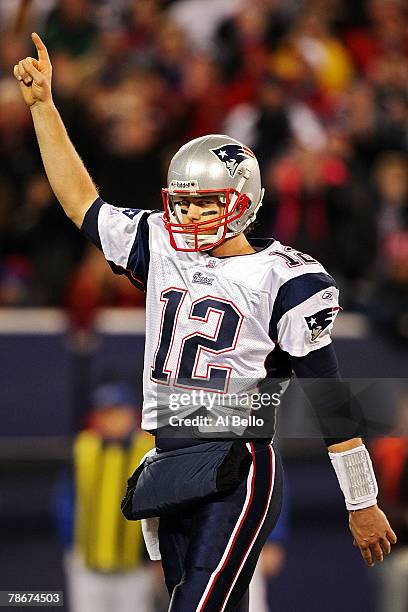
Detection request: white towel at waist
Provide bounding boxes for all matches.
[141,516,161,560]
[137,447,161,561]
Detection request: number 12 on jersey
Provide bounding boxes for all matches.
[151,288,243,391]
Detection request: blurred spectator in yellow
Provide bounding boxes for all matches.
[344,0,408,76]
[271,9,354,97]
[53,382,159,612]
[370,396,408,612]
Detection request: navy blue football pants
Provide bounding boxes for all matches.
[157,441,283,612]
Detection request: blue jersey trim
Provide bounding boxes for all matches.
[269,272,337,340]
[210,238,275,260]
[81,196,104,250]
[108,211,151,292]
[81,198,151,292]
[126,211,150,289]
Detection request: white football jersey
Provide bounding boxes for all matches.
[82,198,340,431]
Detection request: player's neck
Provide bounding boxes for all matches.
[209,234,255,258]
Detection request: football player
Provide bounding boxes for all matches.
[14,33,397,612]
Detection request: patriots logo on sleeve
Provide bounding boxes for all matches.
[210,144,255,177]
[304,307,340,341]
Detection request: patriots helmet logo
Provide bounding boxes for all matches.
[210,144,255,177]
[305,307,340,341]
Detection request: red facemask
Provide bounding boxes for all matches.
[161,188,251,252]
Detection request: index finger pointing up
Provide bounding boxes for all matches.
[31,32,51,66]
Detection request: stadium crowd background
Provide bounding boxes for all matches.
[1,2,408,611]
[1,0,408,337]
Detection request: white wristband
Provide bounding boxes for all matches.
[329,444,378,511]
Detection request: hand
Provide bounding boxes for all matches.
[349,504,397,566]
[260,542,286,577]
[13,32,52,107]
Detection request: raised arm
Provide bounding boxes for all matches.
[13,33,98,228]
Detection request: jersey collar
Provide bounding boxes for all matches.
[207,237,275,259]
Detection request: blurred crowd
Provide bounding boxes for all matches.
[1,0,408,335]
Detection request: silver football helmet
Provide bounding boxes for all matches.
[162,134,264,251]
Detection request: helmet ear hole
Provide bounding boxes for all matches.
[235,194,250,212]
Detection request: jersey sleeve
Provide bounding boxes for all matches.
[269,272,340,357]
[81,197,152,291]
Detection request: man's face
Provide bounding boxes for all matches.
[89,406,138,439]
[173,195,224,234]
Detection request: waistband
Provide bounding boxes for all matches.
[153,424,272,452]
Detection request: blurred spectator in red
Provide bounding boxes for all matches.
[179,53,227,140]
[266,141,350,268]
[0,32,31,78]
[66,246,145,329]
[344,0,408,76]
[370,395,408,612]
[124,0,162,55]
